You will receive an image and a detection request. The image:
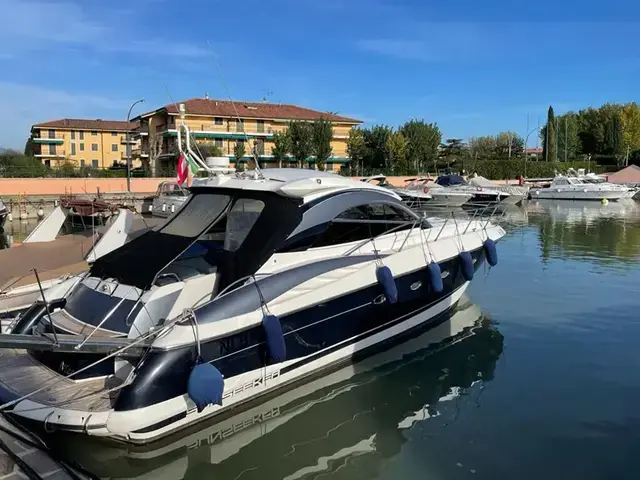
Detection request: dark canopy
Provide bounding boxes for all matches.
[89,188,302,289]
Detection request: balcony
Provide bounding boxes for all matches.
[32,137,64,145]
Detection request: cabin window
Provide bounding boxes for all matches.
[224,199,265,251]
[281,203,418,252]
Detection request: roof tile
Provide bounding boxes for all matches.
[141,98,362,123]
[32,119,139,132]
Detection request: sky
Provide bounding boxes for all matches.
[1,0,639,149]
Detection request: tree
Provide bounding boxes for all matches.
[543,106,557,162]
[621,102,640,152]
[385,131,408,173]
[311,117,333,171]
[272,130,292,168]
[439,138,467,169]
[347,127,366,174]
[554,114,581,161]
[24,137,35,157]
[288,121,313,167]
[468,136,496,160]
[577,107,604,155]
[363,125,392,170]
[400,119,441,172]
[197,142,223,159]
[233,140,246,163]
[494,132,524,159]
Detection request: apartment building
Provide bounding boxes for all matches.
[134,98,362,173]
[30,119,140,168]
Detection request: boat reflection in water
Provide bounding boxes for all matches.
[52,296,503,480]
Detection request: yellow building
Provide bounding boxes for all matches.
[29,119,140,169]
[134,98,362,173]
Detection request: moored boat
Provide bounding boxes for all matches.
[0,117,506,445]
[530,173,629,201]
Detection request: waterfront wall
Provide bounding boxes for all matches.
[0,175,519,198]
[0,178,173,196]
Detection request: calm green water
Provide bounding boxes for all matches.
[49,200,640,479]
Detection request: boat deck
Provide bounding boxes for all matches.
[0,349,121,412]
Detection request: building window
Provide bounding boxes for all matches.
[49,144,57,155]
[71,143,76,156]
[112,132,118,136]
[236,119,244,132]
[91,131,98,136]
[91,144,98,152]
[44,160,51,168]
[80,143,85,151]
[214,138,223,148]
[71,131,75,140]
[79,131,84,140]
[215,117,223,126]
[92,159,99,168]
[257,120,265,133]
[48,129,55,139]
[112,144,118,152]
[80,159,85,168]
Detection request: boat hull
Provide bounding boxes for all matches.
[2,251,482,444]
[428,192,472,207]
[114,281,472,444]
[530,189,627,201]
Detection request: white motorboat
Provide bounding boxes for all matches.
[393,177,434,208]
[530,173,629,201]
[435,174,510,205]
[468,175,529,205]
[0,118,505,445]
[150,181,189,217]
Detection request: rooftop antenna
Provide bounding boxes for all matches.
[207,40,263,179]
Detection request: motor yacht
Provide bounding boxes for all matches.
[468,175,528,205]
[150,181,190,217]
[435,174,510,205]
[530,173,629,201]
[0,119,505,445]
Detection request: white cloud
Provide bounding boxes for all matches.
[0,83,128,149]
[0,0,209,58]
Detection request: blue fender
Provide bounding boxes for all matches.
[427,262,443,293]
[262,314,287,363]
[483,239,498,266]
[188,362,224,413]
[376,265,398,304]
[459,251,474,281]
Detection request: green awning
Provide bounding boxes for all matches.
[33,138,64,144]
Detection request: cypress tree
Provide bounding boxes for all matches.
[542,106,557,162]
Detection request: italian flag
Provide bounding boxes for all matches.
[177,153,198,185]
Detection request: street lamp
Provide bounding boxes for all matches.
[126,99,145,192]
[523,126,541,180]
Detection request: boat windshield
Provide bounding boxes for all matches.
[90,189,301,289]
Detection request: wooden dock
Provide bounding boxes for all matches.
[0,414,90,479]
